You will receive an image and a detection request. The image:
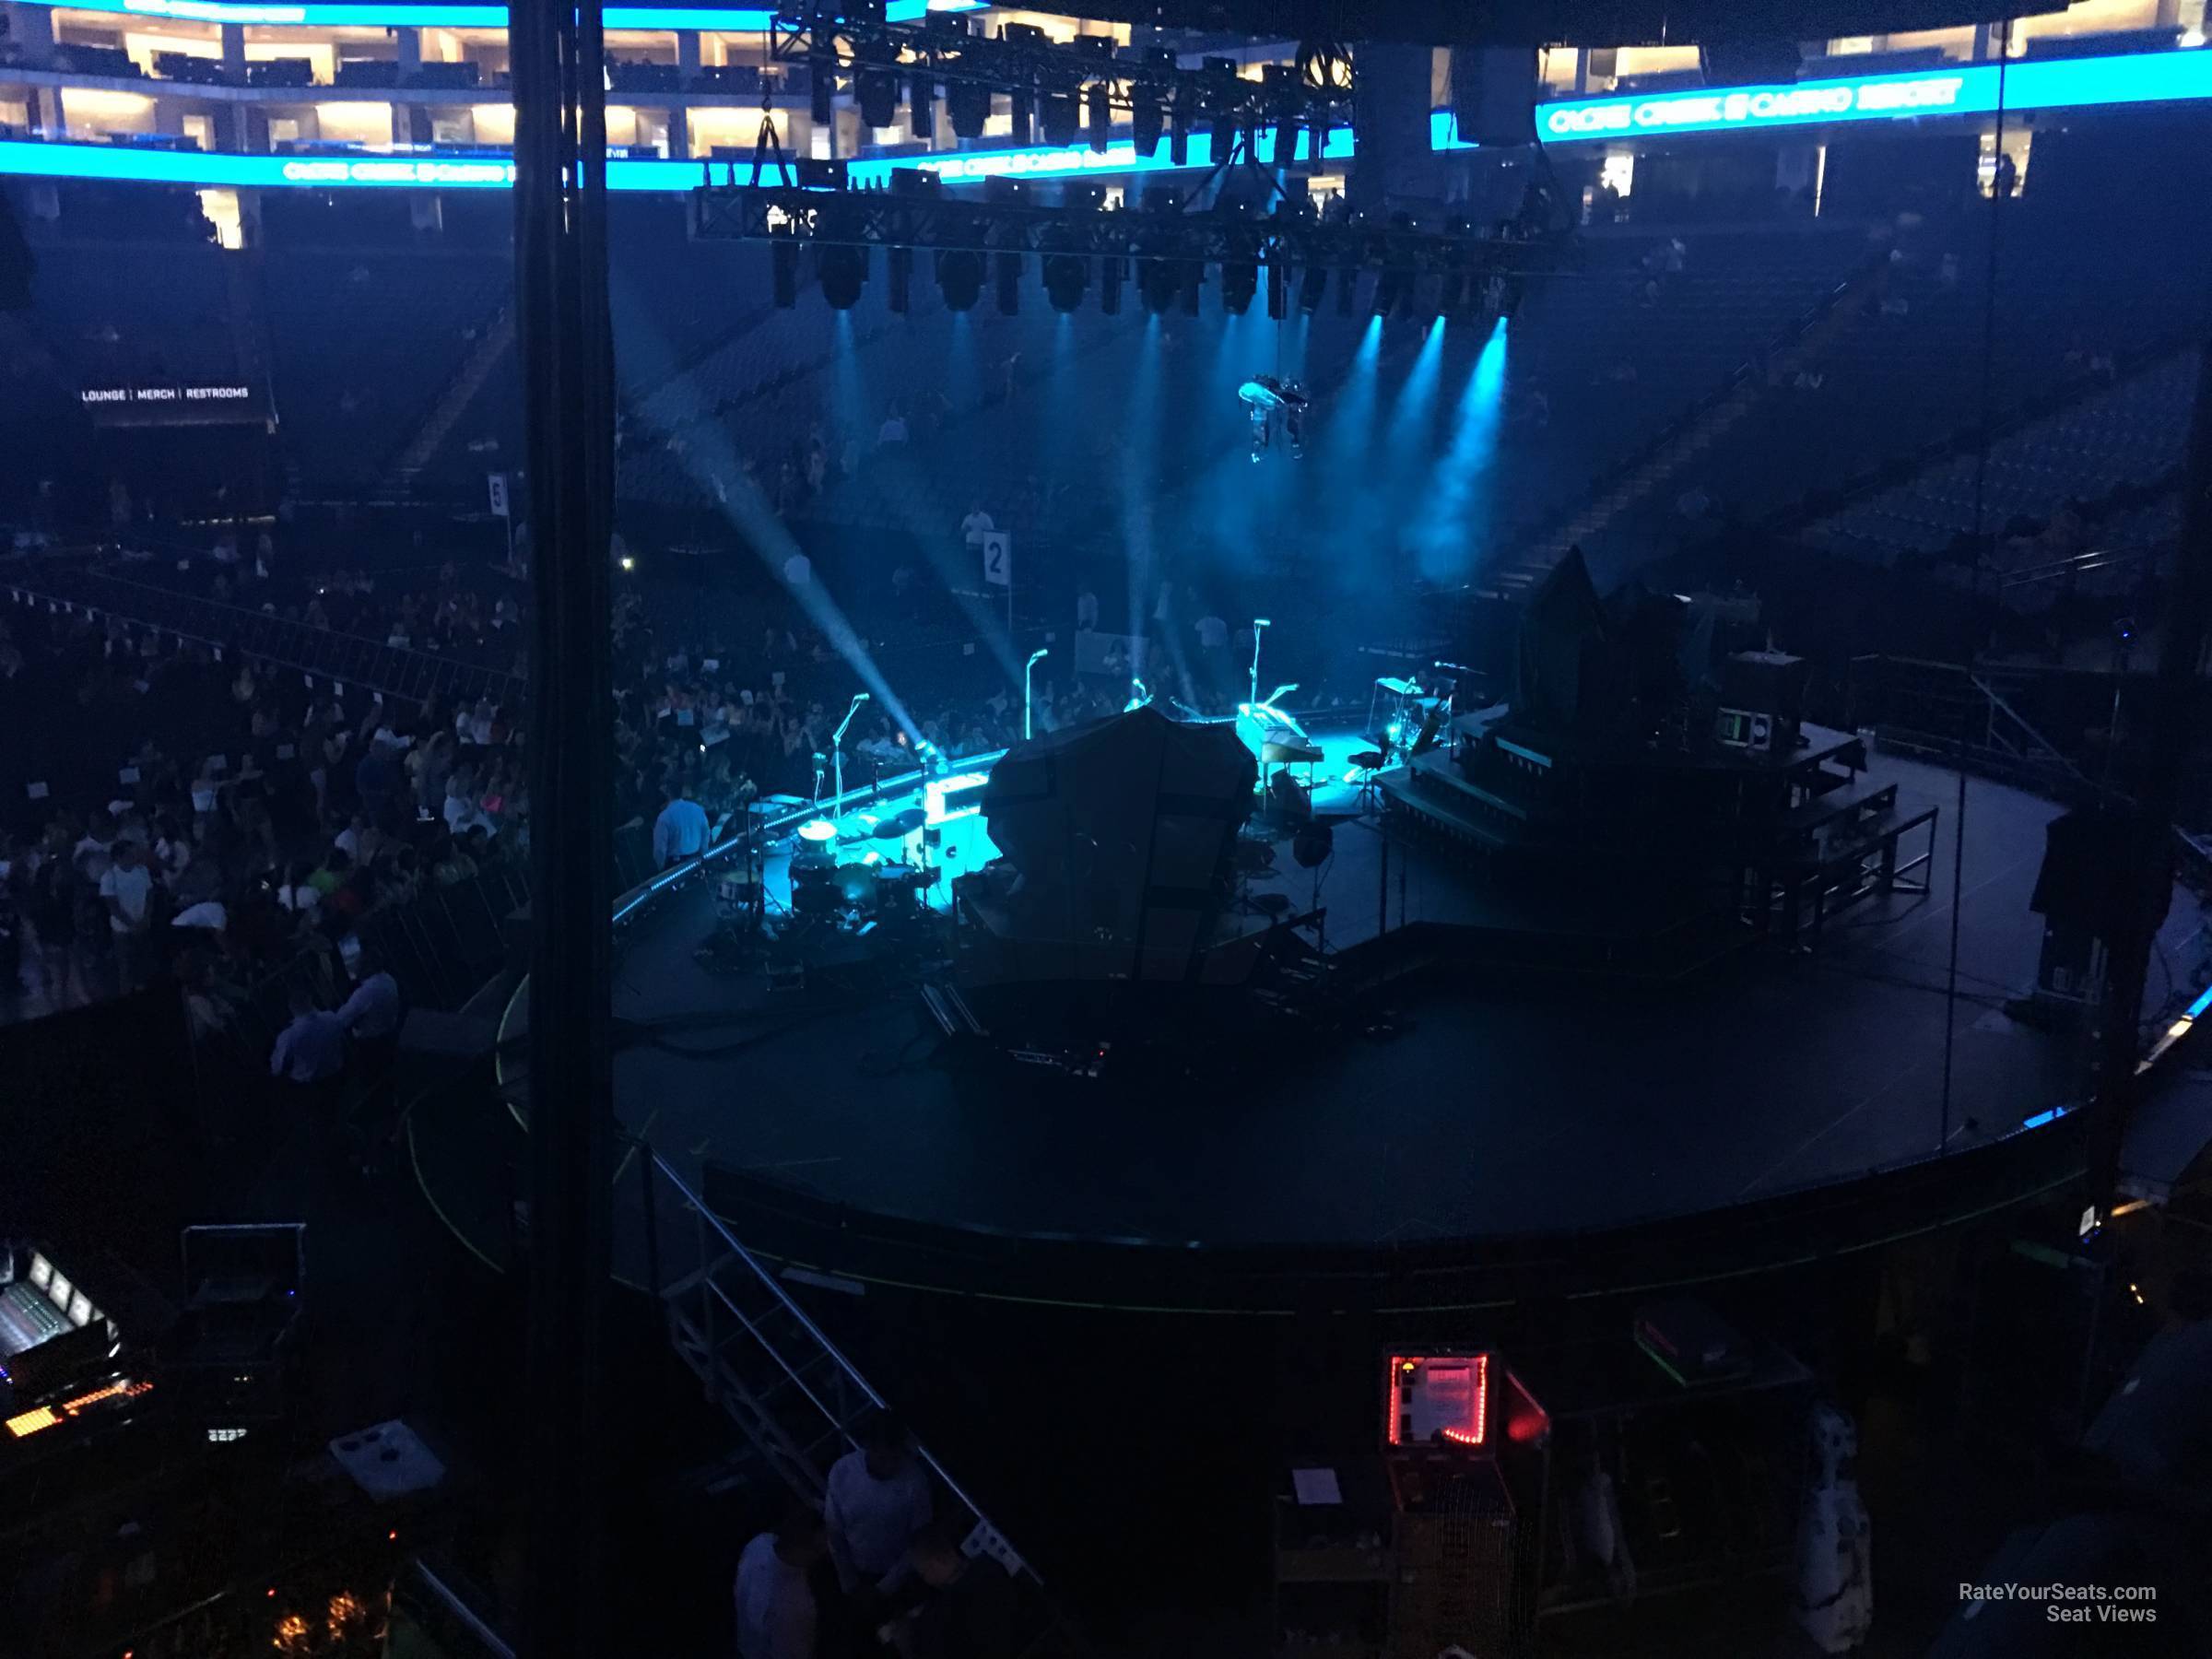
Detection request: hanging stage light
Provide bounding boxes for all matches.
[1040,83,1078,147]
[1210,109,1239,169]
[1169,93,1192,166]
[818,243,868,310]
[1131,85,1163,158]
[888,243,912,313]
[1335,259,1359,316]
[936,245,983,311]
[1100,254,1124,315]
[1007,86,1033,146]
[772,237,798,308]
[1043,252,1088,312]
[909,67,933,134]
[857,65,900,130]
[1219,218,1258,315]
[947,76,991,138]
[808,49,834,124]
[1085,82,1112,154]
[1298,261,1327,314]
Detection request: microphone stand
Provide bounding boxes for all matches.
[830,692,868,814]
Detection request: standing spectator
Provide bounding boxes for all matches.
[99,838,157,994]
[825,1411,933,1597]
[959,501,995,547]
[652,783,710,869]
[269,983,347,1086]
[877,404,910,447]
[733,1507,826,1659]
[354,738,403,830]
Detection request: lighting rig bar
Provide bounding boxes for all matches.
[764,4,1355,157]
[699,186,1564,278]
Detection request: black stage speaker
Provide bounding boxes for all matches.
[1699,39,1803,88]
[1450,47,1538,147]
[0,190,33,312]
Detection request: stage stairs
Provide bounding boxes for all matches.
[641,1149,1089,1656]
[384,302,516,498]
[1486,243,1891,600]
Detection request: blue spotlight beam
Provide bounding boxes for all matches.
[1412,319,1508,582]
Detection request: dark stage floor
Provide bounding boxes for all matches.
[518,752,2203,1254]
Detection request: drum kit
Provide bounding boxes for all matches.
[786,806,935,930]
[1361,674,1454,776]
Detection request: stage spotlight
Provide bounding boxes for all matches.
[994,250,1022,314]
[772,238,797,308]
[909,67,933,133]
[1169,94,1192,165]
[1210,109,1238,167]
[1335,262,1358,315]
[1137,255,1175,315]
[1221,264,1256,314]
[818,243,868,311]
[808,49,834,124]
[1131,87,1163,157]
[947,77,991,138]
[857,65,900,130]
[1100,254,1124,314]
[1298,261,1326,313]
[1178,261,1202,316]
[1043,252,1088,312]
[888,243,912,313]
[1007,87,1032,146]
[1040,85,1078,147]
[936,246,983,311]
[1085,82,1112,153]
[1265,260,1288,321]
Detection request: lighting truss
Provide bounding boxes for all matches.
[696,182,1574,300]
[762,6,1355,146]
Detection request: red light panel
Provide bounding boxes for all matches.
[1385,1353,1488,1449]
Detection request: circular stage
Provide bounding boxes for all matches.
[496,751,2202,1312]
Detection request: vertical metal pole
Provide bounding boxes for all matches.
[1378,827,1389,940]
[638,1141,663,1300]
[513,0,615,1652]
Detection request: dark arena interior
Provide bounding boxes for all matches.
[12,0,2212,1653]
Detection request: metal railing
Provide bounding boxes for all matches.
[3,567,523,708]
[1845,653,2114,806]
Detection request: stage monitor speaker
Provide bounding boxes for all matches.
[1449,47,1537,147]
[1699,39,1802,88]
[0,191,32,312]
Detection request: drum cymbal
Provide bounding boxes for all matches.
[873,806,929,839]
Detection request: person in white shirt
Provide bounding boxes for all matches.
[653,785,711,869]
[825,1411,933,1595]
[959,502,995,546]
[733,1507,824,1659]
[99,838,156,992]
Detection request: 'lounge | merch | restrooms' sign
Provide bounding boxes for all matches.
[79,382,269,426]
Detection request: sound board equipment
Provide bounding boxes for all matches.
[1,1242,154,1462]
